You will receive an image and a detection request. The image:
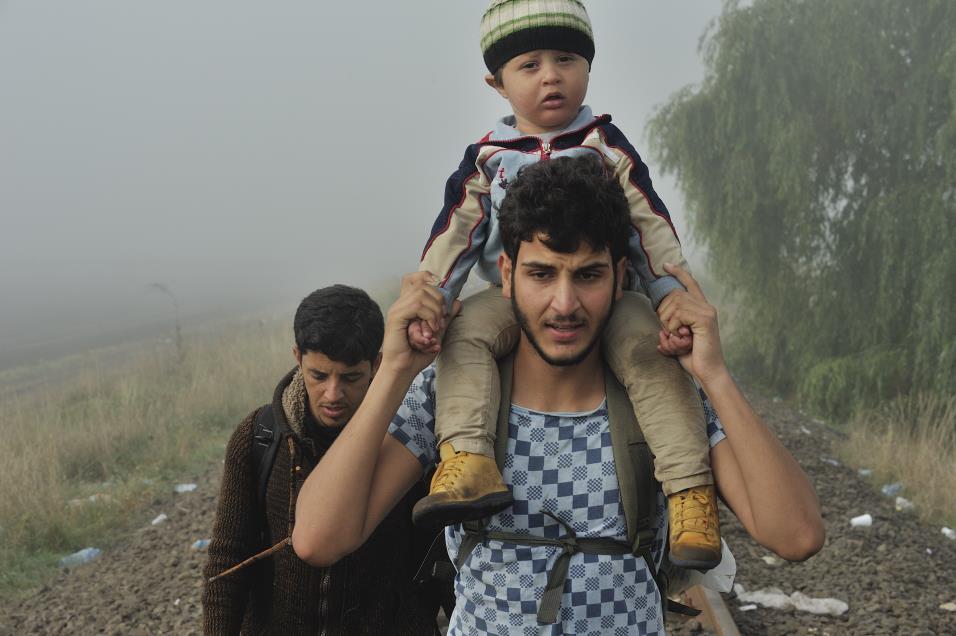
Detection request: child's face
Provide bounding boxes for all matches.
[487,49,589,135]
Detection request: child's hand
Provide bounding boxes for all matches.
[656,287,693,357]
[407,318,437,353]
[657,327,693,357]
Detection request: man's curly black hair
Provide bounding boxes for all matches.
[497,155,631,263]
[294,285,383,365]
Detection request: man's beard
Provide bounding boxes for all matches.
[510,268,616,367]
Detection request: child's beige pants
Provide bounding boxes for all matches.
[434,287,712,495]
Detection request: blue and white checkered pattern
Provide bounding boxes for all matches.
[389,367,726,635]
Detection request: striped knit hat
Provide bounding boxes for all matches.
[480,0,594,74]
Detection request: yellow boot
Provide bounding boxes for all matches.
[668,484,722,571]
[412,442,513,528]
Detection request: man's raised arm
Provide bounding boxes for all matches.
[657,263,825,562]
[292,273,457,566]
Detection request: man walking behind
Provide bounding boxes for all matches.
[202,285,446,635]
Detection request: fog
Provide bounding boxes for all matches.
[0,1,720,366]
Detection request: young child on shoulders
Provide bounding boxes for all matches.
[410,0,720,570]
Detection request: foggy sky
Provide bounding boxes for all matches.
[0,1,721,361]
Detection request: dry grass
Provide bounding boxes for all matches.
[0,317,292,593]
[839,392,956,527]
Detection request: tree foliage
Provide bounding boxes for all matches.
[648,0,956,418]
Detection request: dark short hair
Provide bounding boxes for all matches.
[497,155,631,263]
[293,285,383,365]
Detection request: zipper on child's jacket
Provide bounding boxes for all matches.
[540,141,552,160]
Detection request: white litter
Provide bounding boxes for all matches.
[926,548,933,555]
[173,598,181,606]
[58,547,102,568]
[881,482,903,497]
[151,513,168,526]
[800,426,812,435]
[174,483,198,493]
[942,527,956,540]
[940,602,956,612]
[858,468,873,477]
[819,457,840,467]
[734,584,848,616]
[191,539,211,550]
[850,513,873,528]
[761,555,783,567]
[738,604,758,612]
[894,497,914,512]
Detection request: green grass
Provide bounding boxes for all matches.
[0,316,293,597]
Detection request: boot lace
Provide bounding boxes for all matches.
[672,488,717,539]
[430,451,468,492]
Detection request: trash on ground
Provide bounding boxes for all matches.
[850,513,873,528]
[819,456,840,467]
[926,548,933,555]
[67,493,114,508]
[191,539,211,550]
[738,604,758,612]
[940,602,956,612]
[772,396,782,403]
[942,527,956,540]
[880,482,903,497]
[174,483,198,493]
[894,496,914,512]
[800,425,812,435]
[151,513,168,526]
[174,598,181,606]
[858,468,873,477]
[734,584,848,616]
[761,555,783,567]
[58,547,102,568]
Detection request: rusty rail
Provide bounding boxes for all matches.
[679,584,741,636]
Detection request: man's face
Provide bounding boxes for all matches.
[293,349,380,427]
[501,234,623,367]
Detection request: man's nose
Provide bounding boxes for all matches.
[323,378,344,402]
[551,277,580,315]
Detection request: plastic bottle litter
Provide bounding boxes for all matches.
[174,483,198,493]
[881,482,903,497]
[942,527,956,540]
[58,547,102,568]
[850,513,873,528]
[191,539,211,550]
[894,496,914,512]
[858,468,873,477]
[151,513,168,526]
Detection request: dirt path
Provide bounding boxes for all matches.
[1,387,954,635]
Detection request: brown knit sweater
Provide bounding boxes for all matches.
[201,368,442,635]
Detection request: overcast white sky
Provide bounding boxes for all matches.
[0,1,722,361]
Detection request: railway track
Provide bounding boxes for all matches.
[678,584,741,636]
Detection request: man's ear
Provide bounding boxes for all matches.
[293,345,302,365]
[370,351,382,377]
[614,257,627,300]
[499,252,514,298]
[485,73,508,99]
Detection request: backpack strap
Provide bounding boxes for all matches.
[250,404,284,545]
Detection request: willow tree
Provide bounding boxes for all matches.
[649,0,956,417]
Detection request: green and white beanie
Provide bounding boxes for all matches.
[480,0,594,74]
